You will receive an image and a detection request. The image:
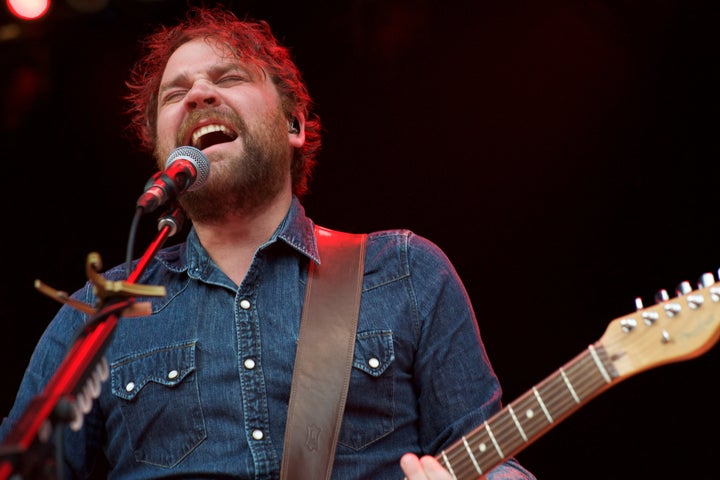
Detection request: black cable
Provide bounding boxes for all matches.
[125,207,144,278]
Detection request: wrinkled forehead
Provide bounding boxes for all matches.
[164,36,264,78]
[195,36,243,61]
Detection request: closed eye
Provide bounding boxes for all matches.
[219,75,246,83]
[161,89,188,104]
[215,72,252,87]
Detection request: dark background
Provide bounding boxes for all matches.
[1,0,718,478]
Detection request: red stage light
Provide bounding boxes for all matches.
[6,0,51,20]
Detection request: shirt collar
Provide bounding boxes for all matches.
[273,196,320,264]
[174,196,320,274]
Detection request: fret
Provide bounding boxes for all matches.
[461,436,482,475]
[532,386,552,423]
[507,405,527,442]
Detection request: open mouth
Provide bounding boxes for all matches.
[191,124,239,150]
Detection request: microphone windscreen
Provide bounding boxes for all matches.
[166,146,210,191]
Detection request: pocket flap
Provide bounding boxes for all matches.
[111,341,196,401]
[352,330,394,377]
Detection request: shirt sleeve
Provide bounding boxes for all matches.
[406,232,536,479]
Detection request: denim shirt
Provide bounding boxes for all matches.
[1,197,535,480]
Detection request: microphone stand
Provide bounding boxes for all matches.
[0,207,185,480]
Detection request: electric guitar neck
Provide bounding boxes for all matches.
[436,274,720,479]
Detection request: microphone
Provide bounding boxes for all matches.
[136,146,210,212]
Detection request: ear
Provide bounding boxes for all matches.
[288,112,305,148]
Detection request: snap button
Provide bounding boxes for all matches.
[368,357,380,369]
[168,370,179,379]
[125,382,135,392]
[244,358,256,369]
[252,429,264,440]
[240,299,251,309]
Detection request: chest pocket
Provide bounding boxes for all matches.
[338,329,395,450]
[110,341,206,467]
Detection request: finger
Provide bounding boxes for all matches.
[418,455,454,480]
[400,453,429,480]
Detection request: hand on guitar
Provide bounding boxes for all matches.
[400,453,461,480]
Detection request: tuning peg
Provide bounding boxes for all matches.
[634,297,644,310]
[675,281,692,296]
[698,272,715,288]
[654,289,669,303]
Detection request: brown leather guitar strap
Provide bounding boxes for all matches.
[280,226,367,480]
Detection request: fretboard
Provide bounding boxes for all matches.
[438,343,619,479]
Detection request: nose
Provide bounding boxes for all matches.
[185,81,218,110]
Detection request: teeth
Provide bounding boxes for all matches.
[191,124,234,148]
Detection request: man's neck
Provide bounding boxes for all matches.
[192,192,293,286]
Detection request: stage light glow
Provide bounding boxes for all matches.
[6,0,51,20]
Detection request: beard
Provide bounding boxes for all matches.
[167,109,292,223]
